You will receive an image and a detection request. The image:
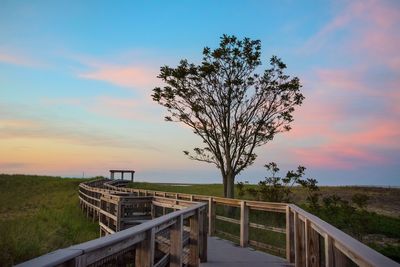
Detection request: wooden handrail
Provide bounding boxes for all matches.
[18,178,399,267]
[104,179,399,266]
[17,199,207,267]
[288,204,398,267]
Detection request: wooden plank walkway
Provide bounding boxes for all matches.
[201,237,292,267]
[19,179,399,266]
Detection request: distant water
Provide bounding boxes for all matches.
[161,184,191,187]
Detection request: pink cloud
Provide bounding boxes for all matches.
[79,64,159,89]
[315,69,365,93]
[70,52,162,90]
[291,0,400,170]
[285,115,400,169]
[292,143,385,170]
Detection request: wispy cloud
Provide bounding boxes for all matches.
[66,51,162,91]
[289,0,400,170]
[79,64,159,89]
[304,0,400,71]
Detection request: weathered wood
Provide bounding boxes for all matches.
[249,222,286,233]
[294,211,306,267]
[305,218,309,266]
[334,240,367,267]
[240,201,249,247]
[306,219,320,267]
[216,215,240,224]
[286,205,294,263]
[208,198,215,236]
[152,200,187,210]
[324,234,334,267]
[334,244,352,267]
[99,209,118,222]
[135,228,155,267]
[289,210,295,263]
[170,215,183,267]
[189,210,200,267]
[199,208,207,262]
[99,222,115,235]
[212,197,241,207]
[20,179,400,267]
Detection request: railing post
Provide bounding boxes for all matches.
[305,218,309,267]
[306,219,320,267]
[208,198,215,236]
[334,245,351,266]
[170,215,183,267]
[135,228,155,267]
[189,210,200,267]
[151,203,155,219]
[240,201,249,247]
[294,211,305,267]
[116,200,121,231]
[324,234,334,267]
[286,205,295,263]
[199,208,208,262]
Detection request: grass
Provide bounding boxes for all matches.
[130,182,227,197]
[129,182,400,217]
[0,174,99,266]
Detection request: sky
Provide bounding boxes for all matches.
[1,0,399,186]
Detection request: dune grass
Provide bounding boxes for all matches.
[0,174,98,266]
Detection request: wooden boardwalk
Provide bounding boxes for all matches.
[202,237,292,267]
[18,178,399,267]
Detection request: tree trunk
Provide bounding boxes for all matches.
[221,169,235,199]
[226,173,235,199]
[222,175,227,197]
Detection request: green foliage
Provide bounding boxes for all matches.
[245,162,320,206]
[352,193,370,209]
[0,175,98,266]
[152,34,304,198]
[315,194,400,243]
[236,181,246,197]
[297,178,320,210]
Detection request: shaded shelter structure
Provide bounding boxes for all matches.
[109,169,135,182]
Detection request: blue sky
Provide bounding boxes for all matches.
[1,0,399,185]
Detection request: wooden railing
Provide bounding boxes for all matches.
[18,179,398,267]
[18,179,208,267]
[105,180,398,267]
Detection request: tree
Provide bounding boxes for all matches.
[245,162,317,204]
[249,162,304,202]
[152,35,304,198]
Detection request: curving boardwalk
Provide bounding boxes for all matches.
[18,178,399,267]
